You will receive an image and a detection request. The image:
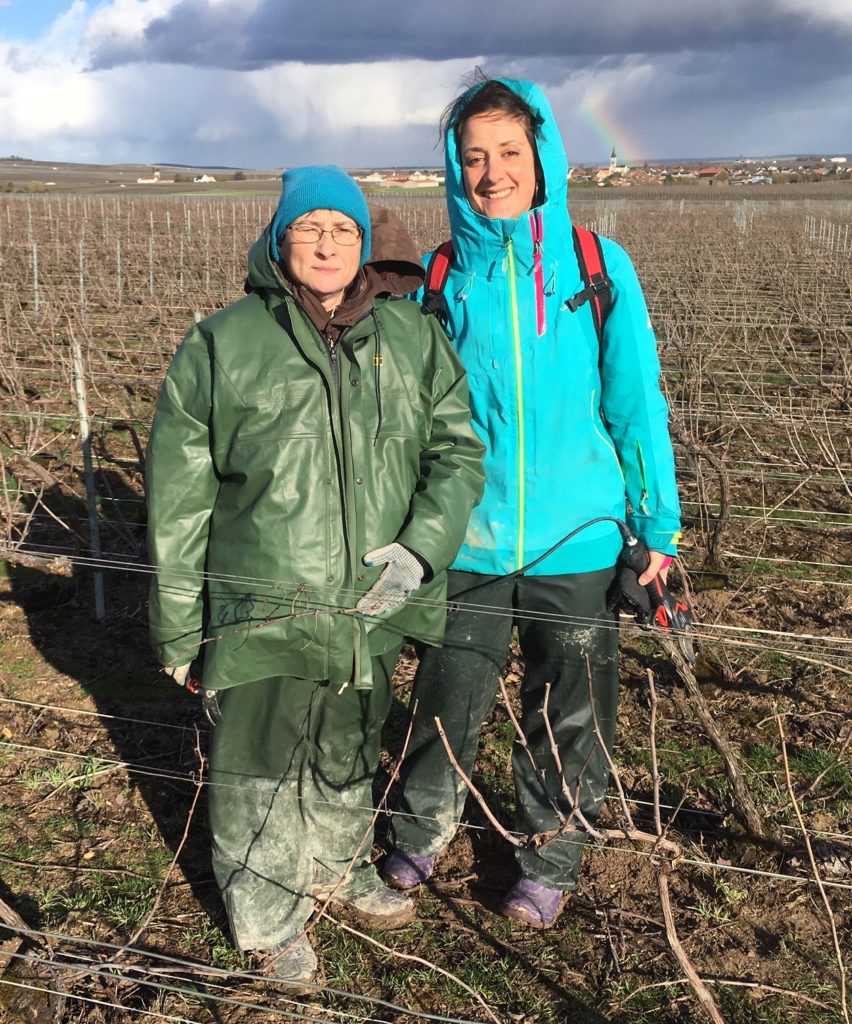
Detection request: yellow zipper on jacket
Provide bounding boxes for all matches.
[636,440,650,515]
[591,389,625,483]
[507,238,525,571]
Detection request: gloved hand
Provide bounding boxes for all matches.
[162,663,191,687]
[606,565,652,624]
[161,663,222,725]
[356,543,424,617]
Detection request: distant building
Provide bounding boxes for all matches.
[601,148,629,180]
[193,174,216,183]
[357,170,443,189]
[137,170,161,184]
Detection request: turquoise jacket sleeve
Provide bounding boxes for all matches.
[598,239,682,556]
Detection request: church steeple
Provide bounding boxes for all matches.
[609,147,618,174]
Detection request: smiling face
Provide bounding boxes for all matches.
[280,208,362,311]
[460,111,538,220]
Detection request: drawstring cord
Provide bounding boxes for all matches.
[371,308,383,446]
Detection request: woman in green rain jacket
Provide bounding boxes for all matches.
[146,165,484,987]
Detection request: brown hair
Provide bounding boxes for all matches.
[440,73,542,149]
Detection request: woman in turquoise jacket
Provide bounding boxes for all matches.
[384,77,682,927]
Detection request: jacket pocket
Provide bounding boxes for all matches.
[241,381,315,410]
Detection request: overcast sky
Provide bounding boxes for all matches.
[1,0,850,169]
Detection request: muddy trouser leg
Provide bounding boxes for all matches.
[513,568,618,890]
[308,648,399,896]
[390,571,516,857]
[208,648,399,951]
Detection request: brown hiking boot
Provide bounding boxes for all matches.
[259,932,319,994]
[329,883,415,929]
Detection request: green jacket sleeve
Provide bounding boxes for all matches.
[146,325,219,668]
[395,312,485,572]
[598,239,682,556]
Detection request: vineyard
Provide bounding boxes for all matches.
[0,187,850,1024]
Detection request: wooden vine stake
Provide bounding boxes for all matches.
[69,327,105,620]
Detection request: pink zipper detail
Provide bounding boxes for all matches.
[530,211,546,337]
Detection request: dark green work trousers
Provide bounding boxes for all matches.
[391,569,618,889]
[208,646,399,951]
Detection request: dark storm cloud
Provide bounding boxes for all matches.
[86,0,850,72]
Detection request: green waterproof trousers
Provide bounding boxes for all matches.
[208,647,399,951]
[391,569,618,889]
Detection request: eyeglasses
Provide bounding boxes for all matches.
[287,223,362,246]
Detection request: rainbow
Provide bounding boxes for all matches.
[580,97,644,166]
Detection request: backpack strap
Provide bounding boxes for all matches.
[421,239,455,336]
[566,225,612,344]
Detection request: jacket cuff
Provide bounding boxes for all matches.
[627,516,682,558]
[151,626,204,670]
[400,544,434,583]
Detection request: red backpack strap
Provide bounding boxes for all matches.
[566,225,612,345]
[421,239,455,336]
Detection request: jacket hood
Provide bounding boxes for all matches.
[245,204,424,299]
[444,78,571,269]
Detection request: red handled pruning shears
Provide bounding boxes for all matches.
[186,675,223,725]
[620,535,696,664]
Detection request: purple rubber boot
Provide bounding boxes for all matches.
[499,878,565,929]
[382,849,436,891]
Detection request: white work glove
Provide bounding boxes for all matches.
[356,543,424,617]
[162,663,191,687]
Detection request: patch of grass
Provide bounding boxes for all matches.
[19,755,104,792]
[181,915,246,971]
[40,874,158,929]
[791,746,852,794]
[2,839,49,862]
[635,740,729,797]
[689,877,747,925]
[318,928,371,991]
[744,743,778,776]
[3,654,39,680]
[42,813,95,842]
[134,843,173,879]
[715,978,841,1024]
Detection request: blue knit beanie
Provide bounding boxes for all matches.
[269,165,371,266]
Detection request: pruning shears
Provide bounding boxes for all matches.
[612,533,696,664]
[186,675,223,726]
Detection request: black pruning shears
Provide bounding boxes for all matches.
[186,675,223,726]
[619,533,696,664]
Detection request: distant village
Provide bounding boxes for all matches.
[565,149,850,187]
[125,152,851,191]
[344,151,850,190]
[2,150,849,194]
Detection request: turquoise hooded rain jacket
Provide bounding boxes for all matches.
[438,79,681,576]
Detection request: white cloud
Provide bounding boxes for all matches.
[0,5,101,145]
[245,59,473,139]
[774,0,852,27]
[0,0,849,167]
[81,0,182,53]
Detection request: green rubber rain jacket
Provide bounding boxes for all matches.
[147,214,485,690]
